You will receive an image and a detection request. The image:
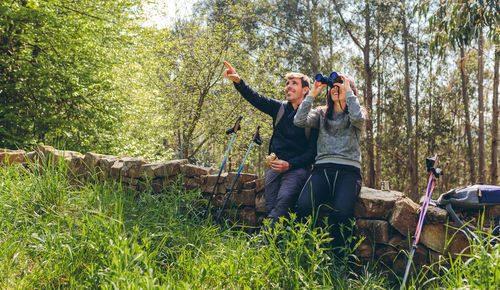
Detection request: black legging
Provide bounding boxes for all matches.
[297,163,362,247]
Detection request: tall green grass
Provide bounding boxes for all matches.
[414,215,500,289]
[1,159,497,288]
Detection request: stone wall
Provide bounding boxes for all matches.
[2,146,498,274]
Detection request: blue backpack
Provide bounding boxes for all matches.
[437,184,500,234]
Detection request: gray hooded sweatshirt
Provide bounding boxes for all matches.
[294,91,366,168]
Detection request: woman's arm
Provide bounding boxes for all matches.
[294,96,321,128]
[346,91,366,129]
[294,81,325,128]
[334,75,366,129]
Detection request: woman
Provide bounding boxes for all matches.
[293,74,367,248]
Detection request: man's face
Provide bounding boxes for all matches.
[285,77,308,103]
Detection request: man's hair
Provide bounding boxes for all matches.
[285,72,310,88]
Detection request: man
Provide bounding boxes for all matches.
[223,61,318,226]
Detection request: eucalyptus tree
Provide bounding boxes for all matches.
[0,0,143,151]
[331,0,399,189]
[393,0,439,198]
[492,47,499,184]
[252,0,332,76]
[430,2,475,183]
[399,0,420,199]
[430,0,499,184]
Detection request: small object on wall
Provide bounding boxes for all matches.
[381,180,390,191]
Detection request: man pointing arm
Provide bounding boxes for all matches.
[223,61,318,226]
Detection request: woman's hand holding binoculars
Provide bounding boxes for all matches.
[310,81,326,98]
[334,75,353,96]
[310,74,356,99]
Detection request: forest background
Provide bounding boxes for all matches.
[1,0,498,201]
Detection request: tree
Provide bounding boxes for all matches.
[332,0,398,188]
[430,0,500,184]
[401,0,418,199]
[477,27,485,183]
[145,15,283,170]
[0,0,142,152]
[492,46,499,184]
[256,0,330,75]
[430,1,474,183]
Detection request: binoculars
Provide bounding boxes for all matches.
[315,72,343,87]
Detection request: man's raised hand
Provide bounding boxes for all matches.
[223,61,241,84]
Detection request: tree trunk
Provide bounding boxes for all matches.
[459,47,476,184]
[492,46,499,184]
[478,29,485,183]
[327,9,334,71]
[402,5,418,200]
[310,0,320,74]
[363,0,376,188]
[375,21,382,189]
[414,16,421,190]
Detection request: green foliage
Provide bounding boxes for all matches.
[0,0,142,152]
[429,0,499,52]
[1,0,499,190]
[115,13,288,173]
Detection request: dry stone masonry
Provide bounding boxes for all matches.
[2,146,498,274]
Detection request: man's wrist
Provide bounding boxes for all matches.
[234,78,243,86]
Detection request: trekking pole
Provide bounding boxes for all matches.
[204,116,242,219]
[401,154,443,289]
[216,126,262,222]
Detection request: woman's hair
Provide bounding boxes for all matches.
[323,82,358,115]
[322,82,366,131]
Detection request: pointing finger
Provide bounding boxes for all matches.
[224,61,235,72]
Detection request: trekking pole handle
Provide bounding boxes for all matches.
[433,154,439,168]
[252,126,262,145]
[226,116,243,135]
[426,154,443,178]
[432,155,443,178]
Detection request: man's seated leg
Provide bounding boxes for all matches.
[267,167,310,223]
[264,168,282,215]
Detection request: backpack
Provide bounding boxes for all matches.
[436,184,500,234]
[275,101,311,140]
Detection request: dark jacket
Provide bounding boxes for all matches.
[234,79,318,170]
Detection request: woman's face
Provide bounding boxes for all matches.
[329,86,340,101]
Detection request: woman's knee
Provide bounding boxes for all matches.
[330,207,354,223]
[297,195,313,217]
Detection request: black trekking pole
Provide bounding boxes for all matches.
[216,126,262,222]
[204,116,242,219]
[401,154,443,289]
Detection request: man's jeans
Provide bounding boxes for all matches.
[265,167,310,224]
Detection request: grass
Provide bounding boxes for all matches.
[0,159,498,289]
[413,214,500,289]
